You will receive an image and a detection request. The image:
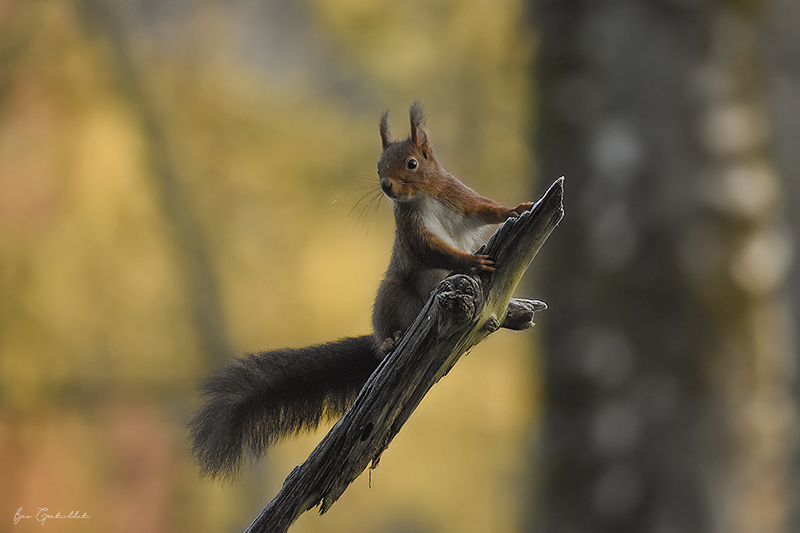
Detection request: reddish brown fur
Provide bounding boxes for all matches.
[378,103,531,219]
[372,102,532,352]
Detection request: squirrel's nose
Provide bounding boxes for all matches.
[380,179,395,198]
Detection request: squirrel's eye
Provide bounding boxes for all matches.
[406,158,418,170]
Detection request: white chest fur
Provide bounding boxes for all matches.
[416,196,489,253]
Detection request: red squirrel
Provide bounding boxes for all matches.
[189,102,532,479]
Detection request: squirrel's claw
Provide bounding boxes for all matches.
[471,255,495,272]
[510,202,534,217]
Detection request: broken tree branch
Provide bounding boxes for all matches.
[246,177,565,533]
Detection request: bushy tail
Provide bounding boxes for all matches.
[188,335,379,480]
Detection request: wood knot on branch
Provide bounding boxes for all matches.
[436,274,481,333]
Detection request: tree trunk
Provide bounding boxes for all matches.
[763,0,800,528]
[528,1,797,532]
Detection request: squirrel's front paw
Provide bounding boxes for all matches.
[469,254,495,272]
[508,202,534,217]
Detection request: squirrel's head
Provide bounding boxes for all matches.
[377,101,445,202]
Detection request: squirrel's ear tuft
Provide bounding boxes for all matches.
[409,101,432,158]
[379,109,393,150]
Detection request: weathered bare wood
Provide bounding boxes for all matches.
[245,177,565,533]
[502,298,548,330]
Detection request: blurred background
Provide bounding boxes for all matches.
[0,1,798,532]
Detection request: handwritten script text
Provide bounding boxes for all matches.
[14,508,90,525]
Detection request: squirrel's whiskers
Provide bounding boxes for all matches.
[332,176,385,232]
[347,177,384,232]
